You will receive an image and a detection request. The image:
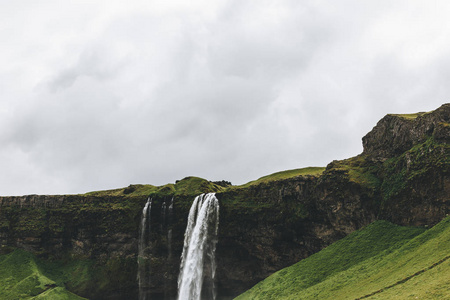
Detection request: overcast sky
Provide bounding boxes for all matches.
[1,0,449,196]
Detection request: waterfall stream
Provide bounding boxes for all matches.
[178,193,220,300]
[168,197,174,260]
[138,197,152,300]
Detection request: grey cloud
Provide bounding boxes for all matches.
[48,49,126,92]
[208,3,331,79]
[1,1,450,195]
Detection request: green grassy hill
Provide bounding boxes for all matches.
[0,249,87,299]
[85,175,225,197]
[236,216,450,300]
[236,167,325,188]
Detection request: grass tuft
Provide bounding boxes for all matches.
[389,111,429,120]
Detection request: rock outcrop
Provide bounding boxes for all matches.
[362,103,449,160]
[0,104,448,299]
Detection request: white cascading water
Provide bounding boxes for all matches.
[168,197,174,260]
[138,197,152,300]
[161,200,167,232]
[178,193,220,300]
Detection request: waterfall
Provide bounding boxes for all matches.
[178,193,220,300]
[161,200,167,232]
[168,197,174,260]
[163,197,175,300]
[138,197,152,300]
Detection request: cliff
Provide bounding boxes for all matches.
[0,104,448,299]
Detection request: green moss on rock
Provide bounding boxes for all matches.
[381,136,449,203]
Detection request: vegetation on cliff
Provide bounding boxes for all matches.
[236,216,450,300]
[235,167,325,188]
[380,135,449,203]
[85,176,224,198]
[84,168,326,198]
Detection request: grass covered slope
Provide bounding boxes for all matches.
[85,176,225,198]
[84,168,326,198]
[0,249,86,300]
[236,216,450,300]
[237,167,325,188]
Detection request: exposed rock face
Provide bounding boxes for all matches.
[0,104,448,299]
[362,103,450,160]
[0,194,144,299]
[361,104,449,227]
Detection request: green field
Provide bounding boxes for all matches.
[0,249,87,300]
[236,216,450,300]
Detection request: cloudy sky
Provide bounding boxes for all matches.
[1,0,449,196]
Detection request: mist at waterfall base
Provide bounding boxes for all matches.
[137,193,219,300]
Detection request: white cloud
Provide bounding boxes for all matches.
[0,0,449,195]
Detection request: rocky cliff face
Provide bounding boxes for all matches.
[362,103,449,226]
[0,104,448,299]
[362,103,449,160]
[0,194,144,298]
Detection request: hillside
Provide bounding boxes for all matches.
[0,249,87,300]
[236,216,450,299]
